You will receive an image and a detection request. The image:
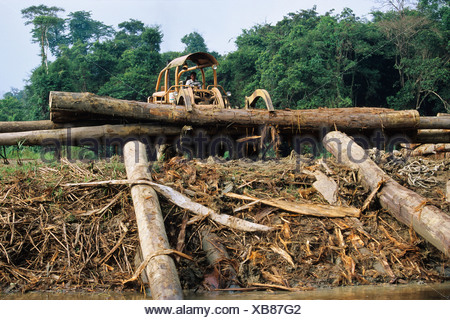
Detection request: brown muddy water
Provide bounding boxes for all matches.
[1,282,449,300]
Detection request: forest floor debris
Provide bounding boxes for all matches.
[0,153,448,294]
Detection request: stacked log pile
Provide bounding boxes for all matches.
[0,92,448,150]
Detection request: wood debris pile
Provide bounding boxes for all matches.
[1,152,447,294]
[0,158,137,293]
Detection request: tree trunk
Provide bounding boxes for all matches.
[418,117,450,129]
[323,131,450,257]
[49,91,421,130]
[411,143,450,156]
[201,230,239,289]
[124,140,183,299]
[415,129,450,143]
[0,120,61,133]
[0,120,158,133]
[0,124,182,146]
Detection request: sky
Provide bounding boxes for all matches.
[0,0,378,97]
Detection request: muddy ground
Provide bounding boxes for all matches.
[0,152,448,294]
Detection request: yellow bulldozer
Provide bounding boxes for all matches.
[149,52,274,111]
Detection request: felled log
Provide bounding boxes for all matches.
[411,143,450,156]
[201,230,239,289]
[418,116,450,129]
[224,192,360,218]
[49,91,421,130]
[0,120,133,133]
[323,131,450,257]
[0,124,182,146]
[0,120,62,133]
[123,140,183,299]
[415,129,450,143]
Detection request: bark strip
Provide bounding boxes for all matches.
[225,192,360,218]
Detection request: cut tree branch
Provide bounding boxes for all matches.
[63,179,273,232]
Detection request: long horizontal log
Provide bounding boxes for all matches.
[411,143,450,156]
[0,124,182,146]
[0,120,61,133]
[49,91,421,130]
[323,131,450,257]
[415,129,450,143]
[0,120,144,133]
[419,116,450,129]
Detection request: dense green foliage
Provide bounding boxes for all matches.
[219,2,449,112]
[0,89,29,121]
[1,1,448,121]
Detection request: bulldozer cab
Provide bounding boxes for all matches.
[151,52,230,109]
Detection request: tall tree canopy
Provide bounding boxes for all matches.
[67,11,114,45]
[181,31,208,53]
[21,5,65,71]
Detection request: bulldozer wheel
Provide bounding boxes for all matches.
[177,87,194,112]
[210,87,226,108]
